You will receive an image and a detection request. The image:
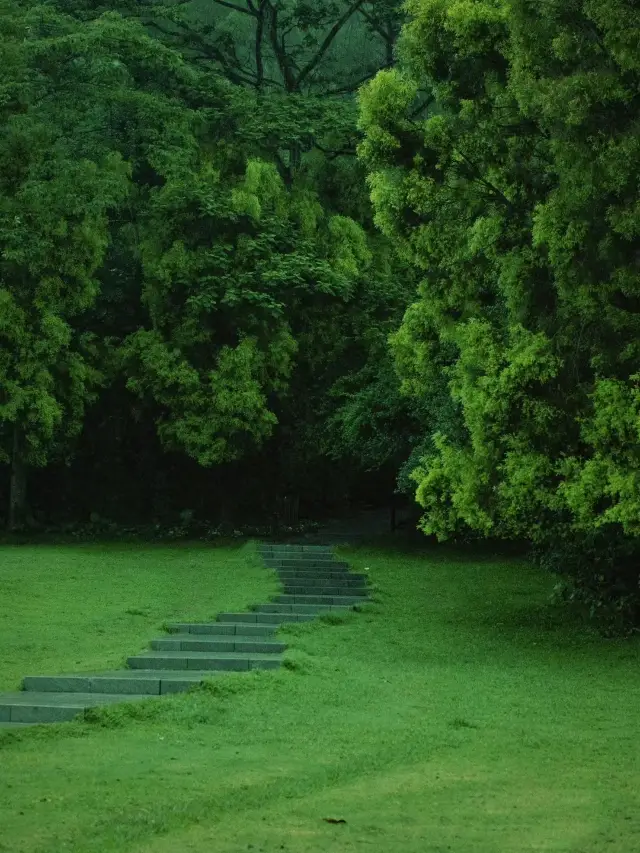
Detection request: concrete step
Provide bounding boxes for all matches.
[252,603,353,614]
[265,560,337,565]
[259,545,333,555]
[281,584,368,596]
[273,594,368,606]
[22,670,226,696]
[261,548,338,556]
[216,611,317,624]
[263,558,347,569]
[272,563,354,571]
[277,569,365,581]
[150,634,286,654]
[277,571,367,583]
[166,622,277,636]
[0,692,150,724]
[276,576,364,587]
[127,651,282,672]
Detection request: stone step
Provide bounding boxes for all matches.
[22,670,226,696]
[263,558,347,569]
[274,563,353,577]
[265,547,340,554]
[150,634,286,654]
[277,569,364,580]
[216,611,317,624]
[127,651,282,672]
[279,577,367,587]
[281,584,368,596]
[0,692,150,724]
[166,622,277,636]
[276,571,367,583]
[252,603,353,614]
[273,594,368,606]
[259,545,333,554]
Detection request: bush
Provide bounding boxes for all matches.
[532,526,640,636]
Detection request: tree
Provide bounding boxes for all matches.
[0,3,246,528]
[135,0,402,94]
[0,0,417,528]
[123,153,373,467]
[108,0,414,506]
[357,0,640,627]
[75,0,407,187]
[0,3,133,528]
[324,238,420,473]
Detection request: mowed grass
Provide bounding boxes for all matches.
[0,541,639,853]
[0,541,277,691]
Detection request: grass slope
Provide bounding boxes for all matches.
[0,542,638,853]
[0,541,277,691]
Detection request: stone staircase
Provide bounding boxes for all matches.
[0,543,368,727]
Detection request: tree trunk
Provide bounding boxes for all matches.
[290,141,301,172]
[276,493,299,527]
[9,423,29,532]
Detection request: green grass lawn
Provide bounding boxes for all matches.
[1,540,639,853]
[0,541,277,691]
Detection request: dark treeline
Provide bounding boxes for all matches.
[1,0,640,632]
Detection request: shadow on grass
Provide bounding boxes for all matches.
[339,532,531,561]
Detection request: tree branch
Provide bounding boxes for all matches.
[211,0,255,15]
[253,0,265,89]
[273,150,292,188]
[296,0,366,89]
[324,61,395,96]
[143,14,285,89]
[358,3,399,63]
[264,1,297,91]
[454,150,515,211]
[313,142,359,160]
[357,5,386,39]
[408,96,434,121]
[143,18,258,87]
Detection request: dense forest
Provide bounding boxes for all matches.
[1,0,639,631]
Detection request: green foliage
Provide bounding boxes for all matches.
[0,2,234,477]
[123,331,290,465]
[358,0,640,627]
[0,4,134,466]
[0,0,417,530]
[122,150,373,465]
[306,233,418,479]
[533,527,640,636]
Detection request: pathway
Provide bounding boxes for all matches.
[0,544,369,727]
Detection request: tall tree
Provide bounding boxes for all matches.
[120,0,414,501]
[357,0,640,625]
[1,0,416,527]
[0,3,132,529]
[0,3,246,528]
